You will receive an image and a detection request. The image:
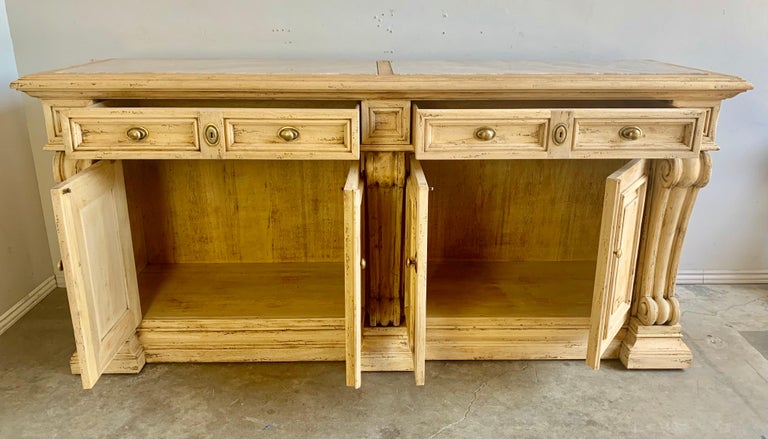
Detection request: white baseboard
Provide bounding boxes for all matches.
[676,270,768,285]
[55,271,66,288]
[0,276,57,336]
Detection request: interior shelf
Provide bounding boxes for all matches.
[426,260,596,320]
[135,262,347,363]
[138,262,345,321]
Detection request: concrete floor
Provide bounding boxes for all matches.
[1,285,766,439]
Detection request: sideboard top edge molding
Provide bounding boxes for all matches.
[11,58,752,100]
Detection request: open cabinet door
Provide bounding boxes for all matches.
[587,159,649,369]
[404,157,429,385]
[344,163,364,388]
[51,160,141,388]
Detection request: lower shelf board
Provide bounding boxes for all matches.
[427,260,596,319]
[128,260,616,365]
[138,262,345,319]
[423,260,611,361]
[137,262,347,362]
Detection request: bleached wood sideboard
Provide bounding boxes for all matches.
[11,60,751,389]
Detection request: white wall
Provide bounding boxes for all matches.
[5,0,767,274]
[0,0,53,317]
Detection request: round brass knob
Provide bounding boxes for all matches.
[360,258,367,270]
[126,127,148,141]
[405,257,417,267]
[278,127,300,142]
[474,127,496,141]
[619,126,643,141]
[614,248,623,258]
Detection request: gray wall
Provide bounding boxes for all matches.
[6,0,767,274]
[0,0,52,317]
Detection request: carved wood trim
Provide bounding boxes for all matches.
[633,152,712,326]
[52,152,95,183]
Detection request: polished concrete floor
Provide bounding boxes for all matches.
[1,285,766,439]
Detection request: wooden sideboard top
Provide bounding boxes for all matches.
[11,59,752,100]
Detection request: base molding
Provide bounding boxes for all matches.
[362,326,413,371]
[620,318,692,369]
[70,334,146,375]
[137,318,345,363]
[0,276,57,336]
[426,318,623,361]
[66,317,697,377]
[676,269,768,284]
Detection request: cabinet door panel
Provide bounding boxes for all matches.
[405,157,429,385]
[587,159,649,369]
[52,160,140,388]
[344,163,364,388]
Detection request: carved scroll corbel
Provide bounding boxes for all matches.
[633,152,712,326]
[53,151,95,183]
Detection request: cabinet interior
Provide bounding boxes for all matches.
[123,158,633,324]
[122,160,351,323]
[420,159,629,321]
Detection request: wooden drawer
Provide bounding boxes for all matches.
[413,106,551,159]
[223,107,360,159]
[62,108,201,158]
[571,109,706,158]
[414,105,706,159]
[61,103,360,160]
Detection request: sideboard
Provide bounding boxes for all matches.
[11,59,751,389]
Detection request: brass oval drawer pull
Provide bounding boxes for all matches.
[474,127,496,141]
[278,126,300,142]
[126,127,148,141]
[619,126,643,141]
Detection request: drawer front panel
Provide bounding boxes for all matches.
[64,109,201,156]
[223,108,360,159]
[572,109,705,158]
[414,108,551,159]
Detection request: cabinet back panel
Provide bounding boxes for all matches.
[421,159,628,261]
[123,160,348,263]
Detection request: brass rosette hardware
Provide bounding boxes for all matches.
[278,126,300,141]
[619,126,643,141]
[473,127,496,141]
[126,127,148,141]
